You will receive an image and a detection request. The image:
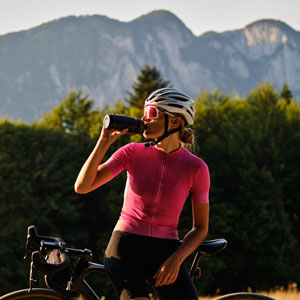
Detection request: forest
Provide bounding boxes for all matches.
[0,65,299,298]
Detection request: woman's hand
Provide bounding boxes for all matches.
[153,254,182,287]
[99,127,128,144]
[153,203,209,287]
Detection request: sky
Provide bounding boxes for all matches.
[0,0,300,36]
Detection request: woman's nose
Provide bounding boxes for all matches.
[141,114,149,122]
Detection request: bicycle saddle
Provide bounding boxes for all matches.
[196,239,227,255]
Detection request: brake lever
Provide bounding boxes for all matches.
[24,235,31,259]
[24,225,40,259]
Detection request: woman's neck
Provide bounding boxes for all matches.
[155,134,181,154]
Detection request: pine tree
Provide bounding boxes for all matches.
[280,82,293,102]
[126,64,170,110]
[38,90,98,136]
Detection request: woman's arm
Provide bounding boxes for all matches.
[74,127,127,194]
[153,203,209,287]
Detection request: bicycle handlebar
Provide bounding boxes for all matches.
[26,226,79,298]
[25,225,63,259]
[31,250,70,275]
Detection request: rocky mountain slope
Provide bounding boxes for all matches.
[0,10,299,122]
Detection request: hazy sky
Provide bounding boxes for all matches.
[1,0,299,36]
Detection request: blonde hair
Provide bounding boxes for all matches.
[179,127,194,145]
[173,114,196,150]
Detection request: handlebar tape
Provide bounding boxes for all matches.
[31,251,69,275]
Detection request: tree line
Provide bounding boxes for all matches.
[0,65,299,298]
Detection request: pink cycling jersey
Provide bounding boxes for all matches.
[105,143,210,239]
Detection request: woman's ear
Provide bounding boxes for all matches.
[170,116,182,129]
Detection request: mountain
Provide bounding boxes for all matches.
[1,10,299,122]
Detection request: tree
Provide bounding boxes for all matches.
[192,82,300,294]
[38,90,102,137]
[1,81,300,296]
[126,64,170,111]
[0,121,91,294]
[0,120,124,297]
[280,82,293,103]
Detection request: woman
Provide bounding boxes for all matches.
[74,88,210,300]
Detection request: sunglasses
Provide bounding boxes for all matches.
[144,105,175,120]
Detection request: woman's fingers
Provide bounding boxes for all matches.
[112,128,128,136]
[153,265,179,287]
[100,127,128,142]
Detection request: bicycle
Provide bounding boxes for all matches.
[0,225,275,300]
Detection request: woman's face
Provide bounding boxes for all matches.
[141,107,166,139]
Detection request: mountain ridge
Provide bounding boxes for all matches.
[0,10,299,122]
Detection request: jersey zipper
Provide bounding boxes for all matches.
[150,153,167,236]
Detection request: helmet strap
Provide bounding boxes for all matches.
[145,114,182,147]
[163,113,169,136]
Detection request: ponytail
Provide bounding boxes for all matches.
[179,127,194,146]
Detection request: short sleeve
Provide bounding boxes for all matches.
[191,161,210,204]
[104,143,134,177]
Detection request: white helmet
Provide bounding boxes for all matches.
[145,88,195,125]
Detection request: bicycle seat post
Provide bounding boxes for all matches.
[190,252,203,280]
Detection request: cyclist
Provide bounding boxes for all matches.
[74,88,210,300]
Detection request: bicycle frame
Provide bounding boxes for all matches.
[0,226,276,300]
[25,225,227,299]
[69,262,105,300]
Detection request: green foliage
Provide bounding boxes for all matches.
[0,119,128,297]
[0,121,90,292]
[191,82,300,294]
[280,82,293,101]
[126,64,170,110]
[1,78,300,297]
[37,90,104,138]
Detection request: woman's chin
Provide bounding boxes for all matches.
[143,127,163,140]
[143,131,155,140]
[143,132,151,139]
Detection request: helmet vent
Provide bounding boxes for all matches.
[170,96,189,101]
[167,103,184,108]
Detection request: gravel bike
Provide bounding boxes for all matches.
[0,225,274,300]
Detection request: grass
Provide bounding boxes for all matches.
[147,284,300,300]
[262,286,300,300]
[198,284,300,300]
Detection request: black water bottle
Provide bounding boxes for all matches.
[103,114,145,134]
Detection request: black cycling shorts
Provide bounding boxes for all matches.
[104,230,198,300]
